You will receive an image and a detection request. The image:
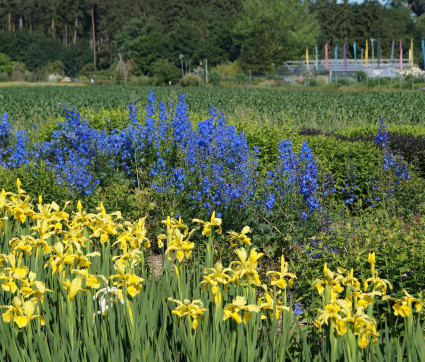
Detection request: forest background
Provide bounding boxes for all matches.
[1,0,425,82]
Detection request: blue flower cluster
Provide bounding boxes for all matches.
[366,177,380,208]
[264,140,320,218]
[150,100,259,215]
[0,92,258,215]
[1,92,411,221]
[375,117,409,181]
[293,302,304,316]
[298,236,338,260]
[342,163,357,205]
[0,113,30,169]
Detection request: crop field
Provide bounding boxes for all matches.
[2,86,425,131]
[1,86,425,360]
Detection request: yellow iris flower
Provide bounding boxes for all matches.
[0,252,29,293]
[266,254,296,290]
[383,289,423,317]
[1,296,45,328]
[230,248,263,287]
[164,228,195,263]
[62,276,89,300]
[109,261,144,298]
[200,261,233,294]
[223,296,260,324]
[168,298,207,330]
[227,226,251,246]
[89,202,122,243]
[193,211,222,236]
[258,287,290,320]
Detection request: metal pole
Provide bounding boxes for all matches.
[205,59,208,84]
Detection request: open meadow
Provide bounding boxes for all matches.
[1,86,425,360]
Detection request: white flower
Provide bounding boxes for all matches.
[398,67,425,77]
[92,286,124,318]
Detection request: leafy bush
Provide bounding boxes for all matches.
[79,63,95,78]
[231,73,249,84]
[356,71,367,82]
[9,62,27,81]
[180,73,200,87]
[0,52,12,74]
[131,75,153,86]
[29,67,45,82]
[153,59,180,85]
[292,214,425,298]
[45,60,65,75]
[323,126,425,177]
[214,61,242,76]
[208,70,222,86]
[0,72,8,82]
[404,74,425,84]
[265,73,281,80]
[335,124,425,138]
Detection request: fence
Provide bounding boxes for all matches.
[278,59,414,79]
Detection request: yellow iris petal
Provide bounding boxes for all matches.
[231,312,242,323]
[243,312,252,324]
[176,250,184,263]
[14,316,28,328]
[2,311,13,323]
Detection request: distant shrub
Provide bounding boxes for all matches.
[153,59,180,85]
[356,71,367,82]
[45,60,65,76]
[29,67,45,82]
[265,73,281,80]
[9,62,27,82]
[404,74,425,84]
[79,75,90,83]
[215,61,242,76]
[0,52,12,74]
[209,70,222,86]
[131,75,153,86]
[300,125,425,177]
[317,75,329,86]
[79,63,95,78]
[232,73,249,84]
[0,72,8,82]
[180,73,200,87]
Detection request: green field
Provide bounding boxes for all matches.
[2,86,425,131]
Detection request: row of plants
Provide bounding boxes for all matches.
[2,86,425,131]
[0,181,424,360]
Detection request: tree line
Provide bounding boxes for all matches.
[0,0,424,77]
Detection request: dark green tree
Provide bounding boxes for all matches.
[235,0,319,73]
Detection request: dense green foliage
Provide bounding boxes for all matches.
[0,1,425,78]
[0,52,12,74]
